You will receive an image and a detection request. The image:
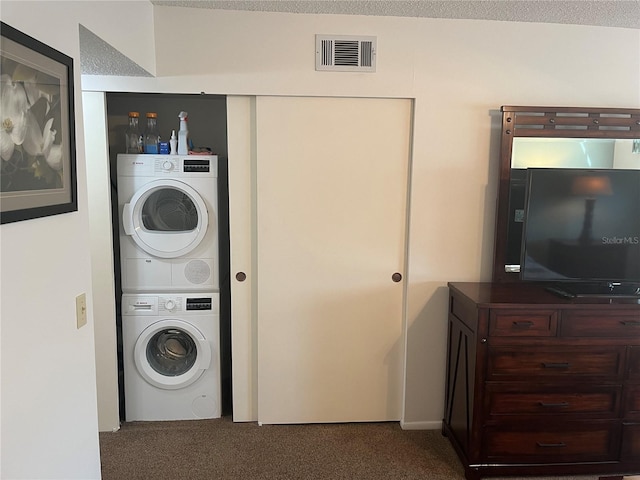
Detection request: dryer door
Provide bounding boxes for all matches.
[122,179,209,258]
[134,319,212,390]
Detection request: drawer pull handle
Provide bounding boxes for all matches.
[513,321,534,327]
[621,321,640,326]
[536,442,567,448]
[542,362,570,369]
[538,401,569,408]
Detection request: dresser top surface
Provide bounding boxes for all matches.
[448,282,640,309]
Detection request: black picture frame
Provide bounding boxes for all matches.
[0,21,77,224]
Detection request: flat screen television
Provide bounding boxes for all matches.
[520,168,640,297]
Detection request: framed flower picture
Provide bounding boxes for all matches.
[1,21,77,224]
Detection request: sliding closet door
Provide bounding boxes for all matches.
[256,96,412,424]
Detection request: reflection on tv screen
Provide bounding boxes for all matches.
[521,168,640,283]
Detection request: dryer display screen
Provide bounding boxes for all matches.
[186,298,213,310]
[184,160,210,173]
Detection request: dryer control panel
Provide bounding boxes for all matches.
[117,154,217,178]
[183,159,211,173]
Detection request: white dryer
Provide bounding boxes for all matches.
[122,292,221,421]
[117,154,218,292]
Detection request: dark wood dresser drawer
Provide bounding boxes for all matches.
[483,421,619,462]
[485,385,621,417]
[628,346,640,380]
[561,310,640,337]
[487,346,625,379]
[489,309,558,337]
[621,423,640,459]
[624,384,640,418]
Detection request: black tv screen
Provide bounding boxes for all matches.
[520,168,640,285]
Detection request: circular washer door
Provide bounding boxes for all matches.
[122,179,209,258]
[134,319,212,390]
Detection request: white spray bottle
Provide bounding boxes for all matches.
[177,111,189,154]
[169,130,178,155]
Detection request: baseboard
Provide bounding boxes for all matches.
[400,420,442,430]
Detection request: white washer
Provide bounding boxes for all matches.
[122,292,221,421]
[117,154,218,292]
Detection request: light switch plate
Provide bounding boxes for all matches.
[76,293,87,329]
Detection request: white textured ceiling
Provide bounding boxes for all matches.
[149,0,640,29]
[79,25,153,76]
[80,0,639,75]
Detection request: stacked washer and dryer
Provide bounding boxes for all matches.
[117,154,221,421]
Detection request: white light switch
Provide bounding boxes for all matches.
[76,293,87,329]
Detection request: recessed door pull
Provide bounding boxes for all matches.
[236,272,247,282]
[392,273,402,282]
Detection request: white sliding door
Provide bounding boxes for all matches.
[256,96,412,424]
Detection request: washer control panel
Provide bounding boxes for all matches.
[159,296,183,313]
[123,295,159,316]
[122,293,219,316]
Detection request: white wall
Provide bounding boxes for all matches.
[0,1,155,478]
[46,3,640,434]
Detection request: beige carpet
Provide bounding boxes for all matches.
[99,417,602,480]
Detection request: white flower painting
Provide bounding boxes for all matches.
[1,57,64,190]
[1,21,76,224]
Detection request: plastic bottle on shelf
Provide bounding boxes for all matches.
[177,111,189,155]
[144,112,160,154]
[125,112,142,154]
[170,130,178,155]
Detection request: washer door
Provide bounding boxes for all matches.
[122,179,209,258]
[134,319,212,390]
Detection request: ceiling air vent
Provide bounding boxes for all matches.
[315,35,376,72]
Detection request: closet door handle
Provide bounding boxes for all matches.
[236,272,247,282]
[392,273,402,283]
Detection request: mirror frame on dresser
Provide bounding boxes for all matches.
[492,105,640,283]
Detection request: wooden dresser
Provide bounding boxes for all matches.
[443,282,640,480]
